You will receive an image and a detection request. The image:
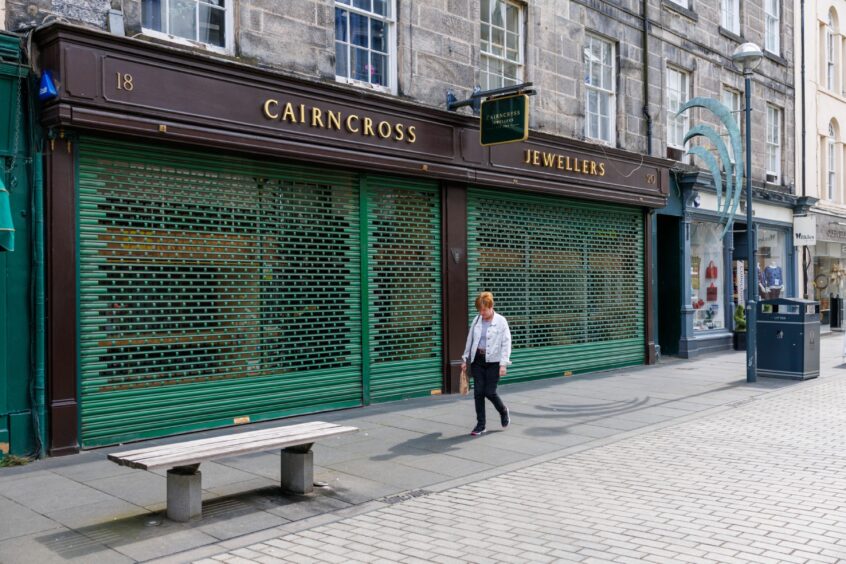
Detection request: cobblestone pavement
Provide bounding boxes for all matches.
[201,377,846,564]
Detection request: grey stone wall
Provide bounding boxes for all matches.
[3,0,796,190]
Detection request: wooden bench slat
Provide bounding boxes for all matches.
[108,421,334,460]
[131,426,357,469]
[109,425,357,470]
[118,427,356,470]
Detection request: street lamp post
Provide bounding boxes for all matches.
[732,43,763,383]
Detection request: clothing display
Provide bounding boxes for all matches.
[763,264,783,288]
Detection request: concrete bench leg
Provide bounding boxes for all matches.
[280,443,314,494]
[167,464,202,522]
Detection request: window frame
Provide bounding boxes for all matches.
[828,123,837,201]
[666,0,690,9]
[764,0,780,55]
[480,0,525,91]
[721,87,741,164]
[141,0,234,54]
[583,33,617,146]
[721,0,740,34]
[825,10,838,92]
[766,104,782,185]
[666,66,690,151]
[334,0,398,94]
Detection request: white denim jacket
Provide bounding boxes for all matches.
[462,312,512,365]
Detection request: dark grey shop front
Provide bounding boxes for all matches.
[655,172,797,359]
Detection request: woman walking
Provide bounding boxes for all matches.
[461,292,512,436]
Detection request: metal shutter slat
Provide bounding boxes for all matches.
[467,188,644,383]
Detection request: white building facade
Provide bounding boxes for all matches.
[796,1,846,329]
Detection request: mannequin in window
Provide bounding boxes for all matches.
[762,260,784,299]
[758,268,768,299]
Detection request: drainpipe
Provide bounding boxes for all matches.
[800,0,806,199]
[642,0,652,156]
[32,150,45,457]
[800,0,809,298]
[23,63,46,457]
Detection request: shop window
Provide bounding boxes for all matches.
[335,0,395,91]
[141,0,231,52]
[813,247,846,325]
[825,10,838,91]
[691,222,724,332]
[721,0,739,34]
[756,228,785,300]
[583,34,616,145]
[480,0,523,90]
[766,104,782,184]
[764,0,780,54]
[666,67,690,160]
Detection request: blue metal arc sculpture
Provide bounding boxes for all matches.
[677,97,744,238]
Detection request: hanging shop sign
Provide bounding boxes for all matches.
[480,94,528,146]
[793,215,816,246]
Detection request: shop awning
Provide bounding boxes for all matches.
[0,178,14,252]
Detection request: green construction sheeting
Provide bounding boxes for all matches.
[0,179,13,251]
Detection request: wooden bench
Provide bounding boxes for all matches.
[108,421,358,522]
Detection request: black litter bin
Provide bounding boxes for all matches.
[831,296,843,330]
[756,298,820,380]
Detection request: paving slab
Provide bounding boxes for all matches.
[44,498,150,530]
[0,472,115,513]
[0,527,132,563]
[0,495,62,541]
[87,468,168,507]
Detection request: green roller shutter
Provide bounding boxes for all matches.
[364,177,442,402]
[467,188,644,383]
[78,137,363,447]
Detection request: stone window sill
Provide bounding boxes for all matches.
[662,0,699,22]
[718,26,743,44]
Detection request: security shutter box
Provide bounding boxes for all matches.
[467,188,645,382]
[363,177,442,403]
[78,138,364,446]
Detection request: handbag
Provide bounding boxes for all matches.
[459,364,469,395]
[706,283,718,302]
[705,260,718,279]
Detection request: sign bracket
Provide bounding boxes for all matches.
[446,82,536,115]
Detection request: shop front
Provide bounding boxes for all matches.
[803,212,846,329]
[36,24,669,452]
[670,172,796,358]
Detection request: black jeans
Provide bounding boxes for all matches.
[472,352,507,427]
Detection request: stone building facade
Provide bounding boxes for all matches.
[0,1,796,451]
[794,1,846,330]
[3,1,794,171]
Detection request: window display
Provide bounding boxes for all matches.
[691,221,724,331]
[756,228,785,299]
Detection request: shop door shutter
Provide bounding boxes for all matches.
[364,177,443,402]
[467,188,644,382]
[78,138,363,447]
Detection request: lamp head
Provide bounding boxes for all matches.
[731,42,763,74]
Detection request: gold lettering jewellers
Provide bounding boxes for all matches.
[523,149,606,176]
[262,99,416,144]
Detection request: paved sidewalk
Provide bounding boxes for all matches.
[203,346,846,564]
[0,336,842,563]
